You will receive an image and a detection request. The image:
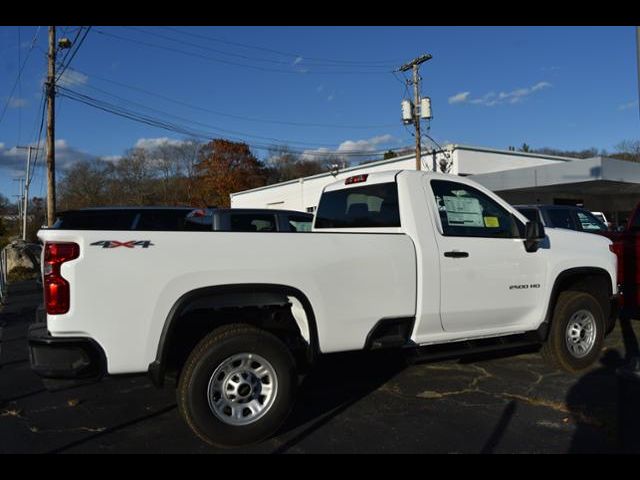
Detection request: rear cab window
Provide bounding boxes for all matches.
[314,182,401,229]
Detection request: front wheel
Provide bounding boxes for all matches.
[541,291,605,373]
[177,324,297,447]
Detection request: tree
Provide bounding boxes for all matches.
[613,140,640,163]
[264,145,331,184]
[383,150,398,160]
[26,197,46,242]
[194,139,267,207]
[58,159,112,210]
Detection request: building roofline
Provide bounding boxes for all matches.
[230,150,430,197]
[230,143,577,198]
[448,143,576,163]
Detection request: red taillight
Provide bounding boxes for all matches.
[345,174,368,185]
[44,242,79,315]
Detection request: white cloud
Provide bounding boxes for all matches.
[134,137,186,150]
[7,97,28,108]
[301,134,396,160]
[0,139,94,174]
[450,81,552,106]
[618,100,639,111]
[293,56,303,65]
[58,70,89,87]
[448,92,470,104]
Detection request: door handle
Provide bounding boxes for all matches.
[444,251,469,258]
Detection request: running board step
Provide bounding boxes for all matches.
[406,333,542,363]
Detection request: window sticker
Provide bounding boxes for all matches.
[443,195,484,227]
[484,216,500,228]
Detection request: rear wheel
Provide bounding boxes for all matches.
[177,324,297,447]
[541,291,605,373]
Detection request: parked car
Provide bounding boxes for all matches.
[514,204,608,234]
[600,202,640,312]
[30,171,618,447]
[184,208,313,232]
[52,207,313,233]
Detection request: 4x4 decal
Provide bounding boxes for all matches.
[90,240,154,249]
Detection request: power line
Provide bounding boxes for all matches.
[28,86,47,187]
[92,28,392,75]
[126,26,394,69]
[161,26,403,66]
[0,26,41,127]
[65,66,398,130]
[56,26,91,81]
[55,26,84,78]
[65,82,357,149]
[57,86,409,158]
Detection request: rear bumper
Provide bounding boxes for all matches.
[28,323,106,381]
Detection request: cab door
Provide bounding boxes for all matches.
[427,179,546,333]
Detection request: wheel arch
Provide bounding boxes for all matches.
[542,267,614,337]
[148,283,320,387]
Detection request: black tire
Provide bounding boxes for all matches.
[541,290,605,373]
[177,324,297,448]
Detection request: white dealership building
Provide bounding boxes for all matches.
[230,144,640,226]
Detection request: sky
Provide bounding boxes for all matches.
[0,25,639,201]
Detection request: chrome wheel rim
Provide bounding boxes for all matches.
[565,309,597,358]
[207,353,278,426]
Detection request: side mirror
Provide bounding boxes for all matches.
[524,220,545,252]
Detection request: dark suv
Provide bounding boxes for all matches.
[514,205,608,234]
[52,207,313,232]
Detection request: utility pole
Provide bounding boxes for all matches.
[13,178,24,220]
[16,145,38,240]
[398,54,432,171]
[46,26,56,227]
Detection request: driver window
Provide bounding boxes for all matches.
[430,180,520,239]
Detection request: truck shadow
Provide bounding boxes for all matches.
[272,349,408,453]
[565,314,640,453]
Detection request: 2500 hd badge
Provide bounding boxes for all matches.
[509,283,541,290]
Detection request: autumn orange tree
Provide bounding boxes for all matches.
[194,139,268,207]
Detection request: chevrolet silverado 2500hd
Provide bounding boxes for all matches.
[29,170,619,447]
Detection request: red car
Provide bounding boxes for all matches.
[600,204,640,312]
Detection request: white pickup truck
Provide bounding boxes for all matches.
[29,170,619,447]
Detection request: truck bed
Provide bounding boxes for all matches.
[38,229,417,374]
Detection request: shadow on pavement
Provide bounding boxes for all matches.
[272,349,408,453]
[566,314,640,453]
[480,400,517,454]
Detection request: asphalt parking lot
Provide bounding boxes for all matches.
[2,279,640,453]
